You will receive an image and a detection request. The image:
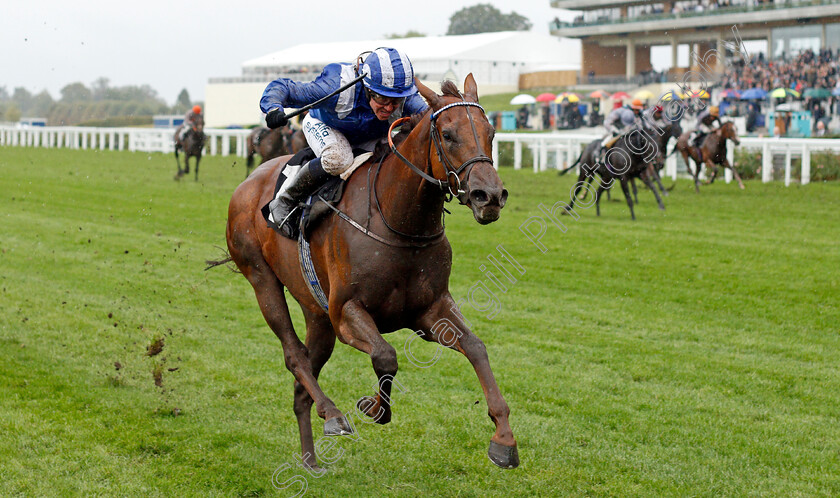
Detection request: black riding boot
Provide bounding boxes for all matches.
[269,158,330,238]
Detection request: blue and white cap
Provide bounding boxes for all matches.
[361,47,417,98]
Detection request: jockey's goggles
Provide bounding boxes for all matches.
[367,89,405,108]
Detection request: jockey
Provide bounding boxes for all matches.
[690,105,720,149]
[260,47,429,236]
[595,98,644,164]
[178,105,203,143]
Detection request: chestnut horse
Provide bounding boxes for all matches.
[223,75,516,469]
[676,121,743,192]
[246,127,293,177]
[174,123,206,181]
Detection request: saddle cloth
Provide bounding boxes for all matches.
[261,148,373,240]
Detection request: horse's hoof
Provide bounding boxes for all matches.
[357,396,390,424]
[323,415,353,436]
[488,441,519,469]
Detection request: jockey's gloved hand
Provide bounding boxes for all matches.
[266,108,288,129]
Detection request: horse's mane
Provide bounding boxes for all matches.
[369,82,461,163]
[370,109,431,163]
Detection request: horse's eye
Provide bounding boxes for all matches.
[442,131,454,142]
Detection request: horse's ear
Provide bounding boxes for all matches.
[415,78,441,108]
[463,73,479,103]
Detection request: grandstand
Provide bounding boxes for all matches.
[550,0,840,82]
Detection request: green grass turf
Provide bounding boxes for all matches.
[1,146,838,496]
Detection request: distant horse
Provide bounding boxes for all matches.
[560,124,665,219]
[246,127,293,177]
[290,129,306,154]
[218,75,517,469]
[676,121,743,192]
[635,120,682,200]
[174,123,206,181]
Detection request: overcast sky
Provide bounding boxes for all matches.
[3,1,574,105]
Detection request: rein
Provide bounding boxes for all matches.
[388,100,492,204]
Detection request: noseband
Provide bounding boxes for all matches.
[389,100,493,204]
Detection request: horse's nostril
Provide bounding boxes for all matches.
[500,189,508,208]
[471,189,489,205]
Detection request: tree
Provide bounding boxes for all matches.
[5,104,22,123]
[385,30,426,39]
[174,88,192,113]
[31,90,55,117]
[91,77,110,101]
[12,87,33,115]
[60,82,92,103]
[446,3,532,35]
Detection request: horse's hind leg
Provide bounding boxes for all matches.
[631,177,638,203]
[194,155,201,181]
[335,300,399,426]
[415,295,518,469]
[228,241,347,439]
[293,312,337,470]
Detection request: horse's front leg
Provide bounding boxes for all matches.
[415,296,518,469]
[641,171,665,211]
[723,158,745,189]
[194,155,201,181]
[335,300,398,425]
[619,178,636,220]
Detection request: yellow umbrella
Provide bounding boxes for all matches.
[555,92,580,103]
[659,90,680,101]
[690,89,710,99]
[634,90,655,100]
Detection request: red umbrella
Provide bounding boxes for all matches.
[536,93,556,103]
[611,91,631,100]
[589,90,610,99]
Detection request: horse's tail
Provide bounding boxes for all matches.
[559,149,584,176]
[205,247,238,272]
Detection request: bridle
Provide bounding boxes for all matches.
[388,100,493,204]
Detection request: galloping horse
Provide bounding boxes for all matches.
[174,122,206,181]
[561,124,664,220]
[222,75,516,469]
[245,127,293,177]
[676,121,743,192]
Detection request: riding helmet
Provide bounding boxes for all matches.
[192,105,202,114]
[360,47,417,98]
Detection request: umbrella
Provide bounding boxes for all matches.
[803,87,831,99]
[509,94,536,105]
[634,90,655,100]
[740,88,768,100]
[770,87,800,98]
[555,92,580,103]
[589,90,610,99]
[688,89,710,99]
[719,89,741,99]
[659,90,681,101]
[536,93,556,103]
[611,91,631,100]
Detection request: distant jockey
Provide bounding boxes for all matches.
[178,105,204,143]
[690,105,720,149]
[260,47,429,237]
[595,98,644,164]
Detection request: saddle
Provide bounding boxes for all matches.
[605,135,621,149]
[261,147,371,240]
